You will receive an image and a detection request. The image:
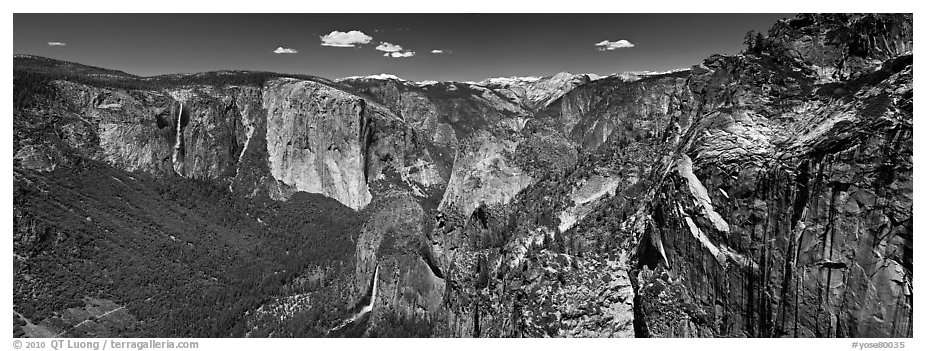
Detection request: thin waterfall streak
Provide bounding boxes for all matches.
[327,265,380,334]
[172,103,183,175]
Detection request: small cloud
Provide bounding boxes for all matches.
[273,46,298,54]
[47,41,67,46]
[320,30,373,47]
[595,39,635,51]
[384,51,415,58]
[375,42,404,53]
[376,42,415,58]
[430,49,451,54]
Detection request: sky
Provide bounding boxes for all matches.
[14,13,792,82]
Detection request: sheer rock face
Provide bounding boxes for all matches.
[167,86,263,180]
[262,79,380,210]
[22,76,444,211]
[631,18,913,337]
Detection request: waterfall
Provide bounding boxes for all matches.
[358,265,380,315]
[172,103,183,175]
[327,265,380,334]
[231,110,255,191]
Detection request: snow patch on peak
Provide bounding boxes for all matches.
[337,73,406,82]
[636,67,691,76]
[479,76,542,86]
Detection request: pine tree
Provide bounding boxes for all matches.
[753,32,765,55]
[743,30,756,52]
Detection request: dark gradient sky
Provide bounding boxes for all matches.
[14,13,792,81]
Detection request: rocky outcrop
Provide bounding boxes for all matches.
[14,144,65,172]
[767,14,912,82]
[437,131,533,217]
[351,192,446,336]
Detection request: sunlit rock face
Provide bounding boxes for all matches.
[262,79,377,210]
[437,131,533,217]
[29,74,447,211]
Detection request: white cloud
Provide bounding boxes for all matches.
[375,41,415,58]
[595,39,635,51]
[47,41,67,46]
[320,30,373,47]
[430,49,451,54]
[273,46,298,54]
[384,51,415,58]
[375,42,404,53]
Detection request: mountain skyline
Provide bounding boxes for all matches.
[14,13,791,82]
